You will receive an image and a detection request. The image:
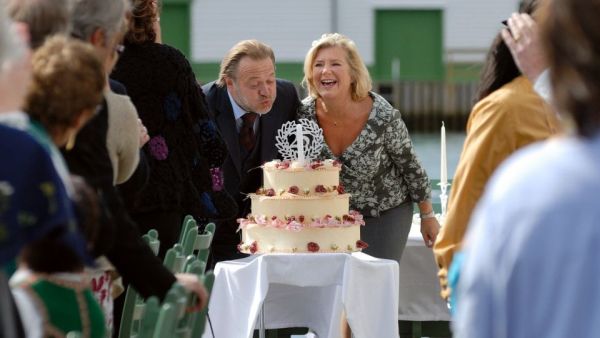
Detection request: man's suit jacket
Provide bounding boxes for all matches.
[202,79,299,255]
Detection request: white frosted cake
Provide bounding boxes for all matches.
[237,159,367,254]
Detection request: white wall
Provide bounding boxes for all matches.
[191,0,330,62]
[445,0,520,62]
[191,0,522,64]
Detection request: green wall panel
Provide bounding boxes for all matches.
[160,1,190,57]
[375,9,444,81]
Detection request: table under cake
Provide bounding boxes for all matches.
[202,252,399,338]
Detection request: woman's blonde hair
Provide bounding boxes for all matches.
[302,33,372,101]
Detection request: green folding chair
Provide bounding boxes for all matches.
[137,297,160,338]
[118,229,160,338]
[152,284,188,338]
[191,270,215,337]
[163,243,186,273]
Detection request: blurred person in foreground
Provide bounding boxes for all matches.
[0,8,78,337]
[433,0,561,303]
[11,35,106,336]
[202,40,299,268]
[454,0,600,337]
[297,33,439,337]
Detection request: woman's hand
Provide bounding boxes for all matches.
[420,217,440,248]
[137,118,150,148]
[175,273,209,311]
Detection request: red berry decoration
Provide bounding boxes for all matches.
[307,242,320,252]
[333,160,342,167]
[356,240,369,249]
[277,161,290,169]
[249,241,258,254]
[310,161,323,169]
[265,188,276,196]
[337,184,345,194]
[315,185,327,193]
[288,185,299,194]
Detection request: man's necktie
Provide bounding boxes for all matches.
[240,112,258,151]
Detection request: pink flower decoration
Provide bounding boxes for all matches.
[148,135,168,160]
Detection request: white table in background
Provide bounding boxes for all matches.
[202,252,399,338]
[398,219,451,321]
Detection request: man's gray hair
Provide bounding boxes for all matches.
[0,3,27,64]
[69,0,129,41]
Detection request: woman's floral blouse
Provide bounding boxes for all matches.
[298,92,431,217]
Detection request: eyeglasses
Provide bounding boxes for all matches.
[114,44,125,55]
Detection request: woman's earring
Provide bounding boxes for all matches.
[66,132,76,151]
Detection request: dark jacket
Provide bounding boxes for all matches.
[201,79,299,260]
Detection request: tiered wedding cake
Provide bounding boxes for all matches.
[237,120,367,254]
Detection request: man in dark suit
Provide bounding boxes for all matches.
[203,40,299,267]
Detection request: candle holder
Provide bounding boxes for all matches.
[438,181,451,218]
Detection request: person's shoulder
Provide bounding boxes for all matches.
[106,91,139,121]
[275,78,296,90]
[487,136,594,204]
[0,124,43,152]
[275,79,299,101]
[201,80,220,96]
[475,76,544,118]
[370,91,399,122]
[298,96,316,118]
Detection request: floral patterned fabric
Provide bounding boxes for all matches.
[0,125,82,266]
[298,92,431,217]
[111,42,237,222]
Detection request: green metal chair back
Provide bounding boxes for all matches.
[137,296,160,338]
[195,223,215,266]
[163,244,186,273]
[152,284,188,338]
[142,229,160,256]
[191,271,215,337]
[178,215,197,244]
[119,229,160,338]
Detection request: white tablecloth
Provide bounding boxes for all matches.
[398,218,451,321]
[203,252,399,338]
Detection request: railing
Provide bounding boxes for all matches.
[374,80,478,132]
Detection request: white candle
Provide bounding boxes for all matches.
[440,122,447,185]
[296,123,305,163]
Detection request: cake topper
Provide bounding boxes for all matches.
[275,119,323,163]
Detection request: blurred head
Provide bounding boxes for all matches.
[124,0,160,45]
[0,7,31,114]
[219,40,277,114]
[303,33,371,102]
[543,0,600,137]
[69,0,129,74]
[6,0,69,50]
[476,0,541,101]
[24,35,104,147]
